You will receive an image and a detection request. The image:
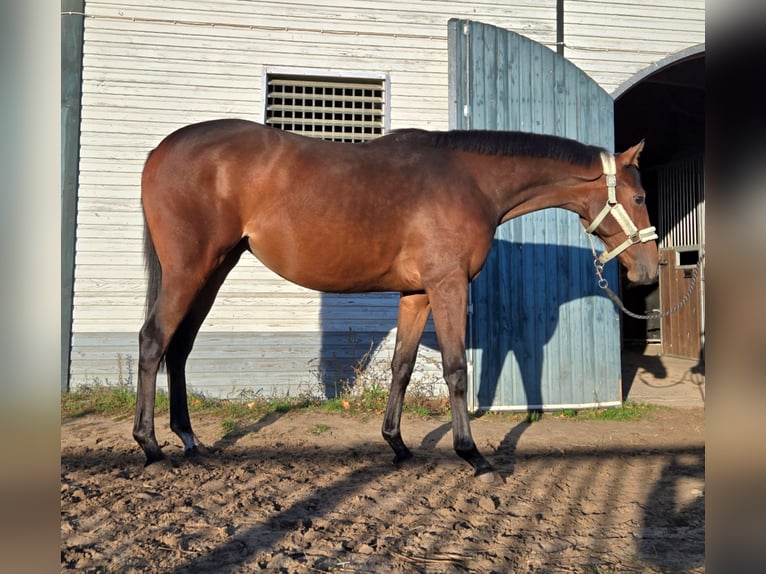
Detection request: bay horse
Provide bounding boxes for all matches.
[136,119,658,481]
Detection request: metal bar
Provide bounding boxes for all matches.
[657,156,705,250]
[268,78,386,91]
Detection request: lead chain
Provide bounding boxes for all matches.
[593,257,702,320]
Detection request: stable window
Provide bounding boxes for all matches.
[264,72,386,142]
[676,246,701,269]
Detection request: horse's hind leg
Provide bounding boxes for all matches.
[135,271,208,464]
[382,292,431,464]
[165,243,246,455]
[135,241,235,464]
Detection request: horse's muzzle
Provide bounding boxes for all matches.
[627,262,659,285]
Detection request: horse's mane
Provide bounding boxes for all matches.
[388,129,603,167]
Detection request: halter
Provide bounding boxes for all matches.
[585,151,658,264]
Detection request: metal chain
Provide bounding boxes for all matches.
[593,256,702,320]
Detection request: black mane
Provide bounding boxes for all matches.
[389,128,603,167]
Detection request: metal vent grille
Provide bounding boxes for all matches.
[657,155,705,249]
[266,75,385,142]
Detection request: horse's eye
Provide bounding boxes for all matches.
[634,195,645,206]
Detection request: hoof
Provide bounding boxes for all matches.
[475,469,501,484]
[392,451,415,466]
[184,443,211,458]
[143,457,175,477]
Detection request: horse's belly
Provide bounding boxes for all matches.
[246,233,411,293]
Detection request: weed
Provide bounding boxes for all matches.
[116,353,134,388]
[272,399,298,414]
[526,410,542,422]
[62,378,139,418]
[593,401,654,420]
[220,419,237,436]
[308,423,331,435]
[320,399,345,412]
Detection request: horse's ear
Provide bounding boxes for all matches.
[618,140,645,168]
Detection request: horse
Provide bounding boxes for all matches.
[135,119,658,482]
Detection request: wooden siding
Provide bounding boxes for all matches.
[68,0,704,396]
[563,0,705,93]
[70,0,558,396]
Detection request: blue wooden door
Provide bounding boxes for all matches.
[448,20,621,411]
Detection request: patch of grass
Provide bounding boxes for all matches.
[61,382,309,422]
[406,404,433,418]
[405,395,450,418]
[317,383,451,419]
[220,419,238,436]
[272,398,299,414]
[320,399,345,412]
[356,384,388,411]
[62,375,653,436]
[474,402,654,423]
[526,410,543,422]
[62,380,143,418]
[320,383,388,416]
[555,401,654,421]
[473,410,531,423]
[308,423,331,435]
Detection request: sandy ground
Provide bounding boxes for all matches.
[62,398,704,573]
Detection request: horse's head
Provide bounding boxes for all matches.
[581,141,659,285]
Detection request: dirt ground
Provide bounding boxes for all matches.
[61,401,704,573]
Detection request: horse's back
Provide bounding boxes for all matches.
[157,118,265,146]
[140,120,496,293]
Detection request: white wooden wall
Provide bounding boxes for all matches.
[564,0,704,92]
[69,0,704,396]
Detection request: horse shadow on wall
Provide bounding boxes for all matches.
[318,238,624,412]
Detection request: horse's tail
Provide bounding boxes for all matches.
[142,149,162,324]
[143,210,161,324]
[142,149,166,371]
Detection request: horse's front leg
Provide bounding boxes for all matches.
[382,292,431,464]
[428,274,498,482]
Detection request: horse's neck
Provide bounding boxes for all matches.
[476,156,595,224]
[499,186,578,222]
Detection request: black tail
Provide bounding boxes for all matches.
[142,149,166,371]
[142,148,162,323]
[143,211,162,323]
